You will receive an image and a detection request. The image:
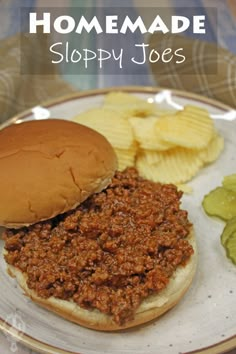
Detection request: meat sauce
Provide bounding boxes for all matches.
[3,168,193,325]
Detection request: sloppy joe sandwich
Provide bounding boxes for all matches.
[0,119,197,331]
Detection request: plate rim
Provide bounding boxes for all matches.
[1,320,236,354]
[1,85,235,129]
[0,86,235,354]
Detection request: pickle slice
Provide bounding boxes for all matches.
[222,174,236,192]
[202,187,236,221]
[221,216,236,246]
[225,231,236,264]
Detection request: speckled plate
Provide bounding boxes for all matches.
[0,87,236,354]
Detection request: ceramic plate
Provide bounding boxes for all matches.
[0,87,236,354]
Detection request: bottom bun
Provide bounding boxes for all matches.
[4,229,197,331]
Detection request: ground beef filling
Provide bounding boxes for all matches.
[3,168,193,325]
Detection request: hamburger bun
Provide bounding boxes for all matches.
[4,229,197,331]
[0,119,117,228]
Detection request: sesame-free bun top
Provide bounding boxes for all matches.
[0,119,117,228]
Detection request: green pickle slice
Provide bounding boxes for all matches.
[225,231,236,264]
[222,174,236,192]
[221,216,236,246]
[202,187,236,221]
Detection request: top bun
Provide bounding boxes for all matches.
[0,119,117,228]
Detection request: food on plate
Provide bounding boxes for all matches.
[222,173,236,192]
[0,119,117,227]
[175,184,193,194]
[113,146,136,171]
[155,105,214,149]
[224,232,236,264]
[202,187,236,221]
[103,91,157,117]
[73,108,134,149]
[202,174,236,265]
[74,108,137,171]
[198,133,224,164]
[0,119,197,331]
[137,147,203,185]
[221,217,236,246]
[73,91,224,187]
[129,116,173,151]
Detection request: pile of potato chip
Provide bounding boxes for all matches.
[73,92,224,190]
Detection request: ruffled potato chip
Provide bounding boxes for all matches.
[137,147,203,184]
[138,150,161,166]
[199,132,224,164]
[104,92,147,105]
[103,92,156,117]
[176,184,193,194]
[156,105,214,149]
[115,146,137,171]
[73,108,134,149]
[129,117,173,151]
[73,92,224,188]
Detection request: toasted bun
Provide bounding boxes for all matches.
[0,119,117,228]
[4,229,197,331]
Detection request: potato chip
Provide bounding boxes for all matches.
[156,105,214,149]
[176,184,193,194]
[152,109,177,118]
[199,132,224,164]
[73,92,223,187]
[129,117,173,151]
[139,150,161,166]
[135,151,158,181]
[103,92,156,117]
[104,103,155,118]
[73,108,134,149]
[223,174,236,192]
[115,147,137,171]
[104,92,146,105]
[136,147,203,184]
[185,105,209,115]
